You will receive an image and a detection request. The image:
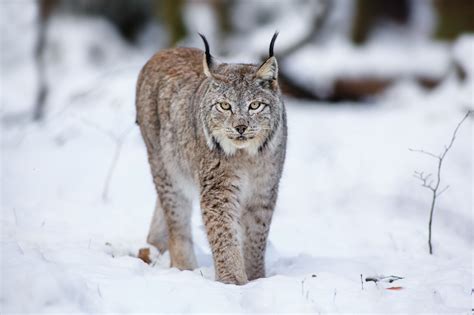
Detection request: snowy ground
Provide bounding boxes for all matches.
[1,4,473,314]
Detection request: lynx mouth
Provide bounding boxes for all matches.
[230,136,250,148]
[232,135,256,142]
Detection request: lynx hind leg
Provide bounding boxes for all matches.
[242,203,274,281]
[158,182,198,271]
[147,197,169,253]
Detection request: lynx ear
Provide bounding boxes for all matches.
[256,56,278,81]
[256,32,279,81]
[199,33,214,78]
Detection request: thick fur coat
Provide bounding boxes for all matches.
[135,34,286,284]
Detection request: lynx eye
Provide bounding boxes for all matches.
[249,101,265,112]
[217,102,231,111]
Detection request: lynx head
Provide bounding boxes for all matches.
[198,33,284,156]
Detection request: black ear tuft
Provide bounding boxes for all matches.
[198,33,212,67]
[269,31,279,58]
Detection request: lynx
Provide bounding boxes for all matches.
[135,33,287,285]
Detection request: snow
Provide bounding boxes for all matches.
[1,4,473,314]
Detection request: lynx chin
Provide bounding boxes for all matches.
[135,33,287,285]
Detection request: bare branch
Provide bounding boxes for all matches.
[441,110,471,159]
[411,110,471,255]
[101,126,134,202]
[436,185,450,197]
[16,242,25,255]
[97,285,103,299]
[408,148,440,159]
[79,117,118,141]
[12,208,19,226]
[413,171,435,190]
[79,117,135,202]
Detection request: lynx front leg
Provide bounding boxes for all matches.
[242,193,277,280]
[200,166,248,285]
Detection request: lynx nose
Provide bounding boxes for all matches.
[235,125,247,135]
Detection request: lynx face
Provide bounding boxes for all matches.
[201,61,283,156]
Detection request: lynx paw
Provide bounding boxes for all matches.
[217,269,248,285]
[247,269,265,281]
[171,257,198,271]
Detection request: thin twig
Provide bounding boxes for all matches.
[102,137,124,201]
[408,148,440,160]
[97,285,103,298]
[301,277,306,297]
[12,208,18,226]
[101,127,134,202]
[413,171,434,191]
[16,242,25,255]
[79,117,118,142]
[79,117,134,202]
[411,110,471,254]
[436,185,450,197]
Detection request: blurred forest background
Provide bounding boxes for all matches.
[8,0,474,121]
